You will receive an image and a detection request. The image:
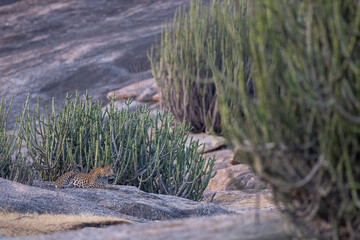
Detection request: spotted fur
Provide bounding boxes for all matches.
[55,164,115,189]
[55,171,76,188]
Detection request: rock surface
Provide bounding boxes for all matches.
[204,149,233,171]
[0,178,228,223]
[13,214,290,240]
[203,189,276,214]
[106,78,157,102]
[0,178,288,239]
[207,164,266,191]
[186,133,227,154]
[0,0,191,128]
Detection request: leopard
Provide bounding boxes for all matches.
[55,163,116,189]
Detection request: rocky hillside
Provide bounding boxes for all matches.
[0,0,191,128]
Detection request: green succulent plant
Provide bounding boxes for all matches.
[16,92,214,201]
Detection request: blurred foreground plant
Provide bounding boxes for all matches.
[213,0,360,238]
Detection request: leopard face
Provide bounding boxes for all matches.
[97,164,115,178]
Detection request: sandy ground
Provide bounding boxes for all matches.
[0,212,132,237]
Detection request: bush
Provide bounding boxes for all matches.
[0,98,33,184]
[18,93,215,201]
[214,0,360,238]
[150,0,226,134]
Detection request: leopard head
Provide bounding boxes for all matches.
[99,163,115,178]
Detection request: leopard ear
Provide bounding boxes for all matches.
[101,164,105,168]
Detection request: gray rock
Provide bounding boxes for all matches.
[0,0,192,129]
[0,234,9,240]
[0,178,228,223]
[202,189,277,214]
[106,78,158,102]
[186,133,227,154]
[207,164,266,191]
[12,214,290,240]
[136,83,158,102]
[203,149,233,171]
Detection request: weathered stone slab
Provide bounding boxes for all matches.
[106,78,157,102]
[186,133,227,154]
[204,149,233,171]
[150,92,160,102]
[207,164,266,191]
[0,178,228,223]
[203,189,276,214]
